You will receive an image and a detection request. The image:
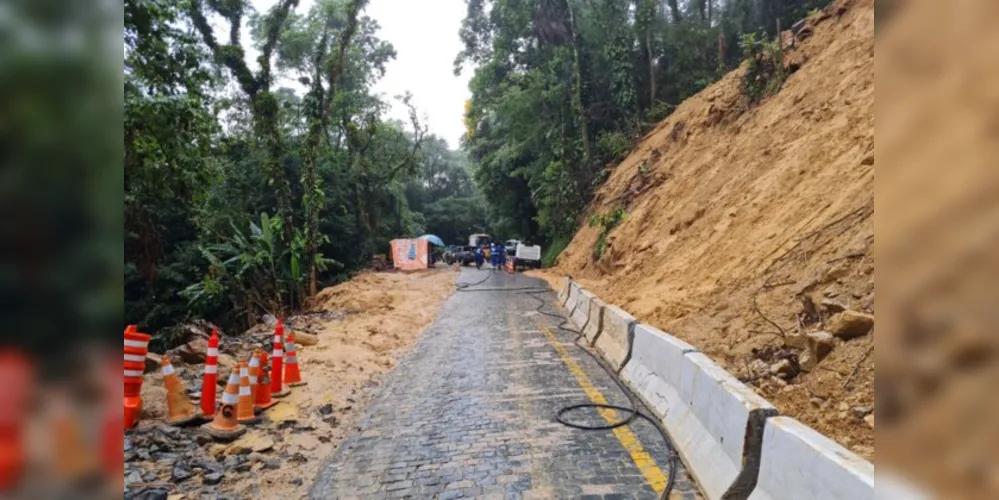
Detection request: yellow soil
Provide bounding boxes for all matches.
[876,0,999,496]
[542,0,874,460]
[228,268,456,498]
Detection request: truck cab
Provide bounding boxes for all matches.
[469,234,491,249]
[514,242,542,270]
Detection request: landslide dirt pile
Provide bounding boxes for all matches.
[549,0,874,459]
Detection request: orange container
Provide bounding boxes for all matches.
[123,329,151,345]
[124,361,145,397]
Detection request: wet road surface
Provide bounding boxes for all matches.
[309,269,702,499]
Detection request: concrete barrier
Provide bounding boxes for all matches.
[875,473,931,500]
[593,305,636,373]
[621,325,774,499]
[677,353,778,499]
[678,353,778,499]
[564,282,582,316]
[557,277,571,307]
[563,284,882,500]
[571,290,594,331]
[620,324,697,419]
[749,417,874,500]
[583,297,606,346]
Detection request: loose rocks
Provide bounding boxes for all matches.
[807,331,836,359]
[827,310,874,339]
[171,338,209,365]
[293,332,319,346]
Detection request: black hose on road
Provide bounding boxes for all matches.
[455,269,678,500]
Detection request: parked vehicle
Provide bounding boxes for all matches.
[451,246,476,266]
[443,245,460,264]
[514,243,542,271]
[469,234,491,248]
[504,239,521,253]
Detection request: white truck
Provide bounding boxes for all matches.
[469,233,491,248]
[514,243,542,271]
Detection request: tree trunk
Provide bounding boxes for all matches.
[634,0,656,111]
[647,30,655,106]
[304,0,366,298]
[667,0,682,23]
[563,0,591,167]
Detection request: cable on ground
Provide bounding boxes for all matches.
[455,268,678,500]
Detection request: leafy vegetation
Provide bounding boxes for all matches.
[739,31,788,104]
[588,208,627,260]
[458,0,831,260]
[125,0,484,339]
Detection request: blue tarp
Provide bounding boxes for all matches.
[418,234,445,247]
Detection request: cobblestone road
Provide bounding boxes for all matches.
[310,269,702,499]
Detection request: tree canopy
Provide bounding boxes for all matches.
[125,0,829,341]
[125,0,484,341]
[457,0,830,252]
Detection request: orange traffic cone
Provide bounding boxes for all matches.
[123,325,151,429]
[247,351,260,404]
[284,331,306,387]
[236,360,258,424]
[270,321,290,398]
[254,352,279,412]
[161,356,200,426]
[202,368,245,441]
[200,328,220,418]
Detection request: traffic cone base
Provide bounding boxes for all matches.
[237,414,260,424]
[205,370,247,441]
[290,381,307,387]
[272,388,291,398]
[202,421,246,441]
[254,399,279,412]
[123,397,142,430]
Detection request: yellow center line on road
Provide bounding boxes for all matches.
[536,320,668,494]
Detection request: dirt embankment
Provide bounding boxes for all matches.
[543,0,874,460]
[125,269,455,499]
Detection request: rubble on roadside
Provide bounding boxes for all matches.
[124,270,456,498]
[124,312,346,499]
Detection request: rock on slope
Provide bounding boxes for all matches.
[551,0,874,459]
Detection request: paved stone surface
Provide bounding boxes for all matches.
[310,269,702,499]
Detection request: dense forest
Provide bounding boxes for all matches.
[458,0,830,262]
[124,0,486,339]
[125,0,828,341]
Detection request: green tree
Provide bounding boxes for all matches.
[124,0,479,342]
[458,0,833,254]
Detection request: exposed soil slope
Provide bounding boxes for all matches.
[547,0,874,459]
